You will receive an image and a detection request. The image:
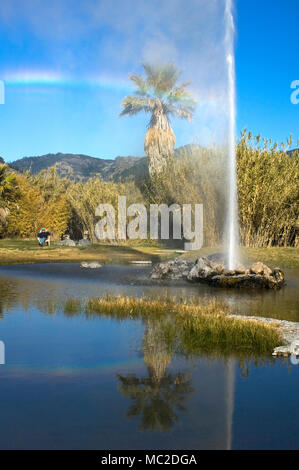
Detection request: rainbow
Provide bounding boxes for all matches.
[2,70,133,92]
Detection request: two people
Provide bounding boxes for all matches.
[37,228,51,247]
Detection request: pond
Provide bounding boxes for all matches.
[0,263,298,450]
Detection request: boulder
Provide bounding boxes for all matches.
[80,261,102,269]
[60,239,76,247]
[150,256,285,289]
[150,258,194,280]
[250,261,272,277]
[78,239,92,246]
[187,257,224,282]
[210,274,272,289]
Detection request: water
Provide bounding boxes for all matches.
[0,263,299,450]
[225,0,239,269]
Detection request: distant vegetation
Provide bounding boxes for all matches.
[0,131,298,247]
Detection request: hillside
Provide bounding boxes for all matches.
[288,148,299,157]
[8,145,298,183]
[10,152,147,182]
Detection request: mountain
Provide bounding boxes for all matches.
[288,148,299,156]
[10,152,148,182]
[9,144,207,181]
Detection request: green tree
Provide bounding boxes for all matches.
[120,63,196,176]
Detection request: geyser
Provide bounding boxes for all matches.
[225,0,239,269]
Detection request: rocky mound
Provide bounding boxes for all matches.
[151,257,285,289]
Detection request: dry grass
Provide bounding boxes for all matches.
[0,239,160,265]
[85,294,283,355]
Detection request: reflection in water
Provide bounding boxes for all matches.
[117,317,194,432]
[225,359,235,450]
[0,264,298,449]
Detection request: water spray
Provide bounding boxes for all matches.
[225,0,239,269]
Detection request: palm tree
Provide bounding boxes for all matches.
[116,317,193,431]
[117,371,193,432]
[120,63,196,177]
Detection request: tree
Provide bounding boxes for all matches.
[0,164,20,233]
[0,164,19,206]
[120,63,196,177]
[116,317,193,431]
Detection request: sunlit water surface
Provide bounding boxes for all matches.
[0,263,298,450]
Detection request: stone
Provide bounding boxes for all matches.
[78,239,92,246]
[273,267,285,283]
[150,256,285,289]
[187,257,224,282]
[60,239,76,247]
[210,274,270,289]
[250,261,272,277]
[150,258,194,280]
[80,261,102,269]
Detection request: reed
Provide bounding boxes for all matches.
[85,294,283,354]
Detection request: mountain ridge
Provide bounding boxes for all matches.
[10,152,147,182]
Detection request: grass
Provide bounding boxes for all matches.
[0,239,166,265]
[85,294,283,356]
[0,239,298,268]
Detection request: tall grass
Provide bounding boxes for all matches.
[237,131,299,247]
[85,294,283,355]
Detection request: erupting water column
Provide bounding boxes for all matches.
[225,0,238,269]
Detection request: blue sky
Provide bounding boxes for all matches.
[0,0,298,162]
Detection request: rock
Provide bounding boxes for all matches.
[55,239,77,246]
[78,239,92,246]
[150,256,285,289]
[150,258,194,280]
[187,257,224,282]
[210,274,271,289]
[80,261,102,269]
[273,267,285,284]
[250,261,272,277]
[60,239,76,247]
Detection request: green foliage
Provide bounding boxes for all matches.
[120,63,196,121]
[2,129,298,247]
[120,63,196,176]
[4,168,72,239]
[0,164,19,206]
[4,173,43,237]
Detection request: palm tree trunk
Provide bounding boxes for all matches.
[144,103,175,177]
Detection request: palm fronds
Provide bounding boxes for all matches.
[120,62,196,122]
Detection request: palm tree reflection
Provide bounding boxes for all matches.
[117,317,193,431]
